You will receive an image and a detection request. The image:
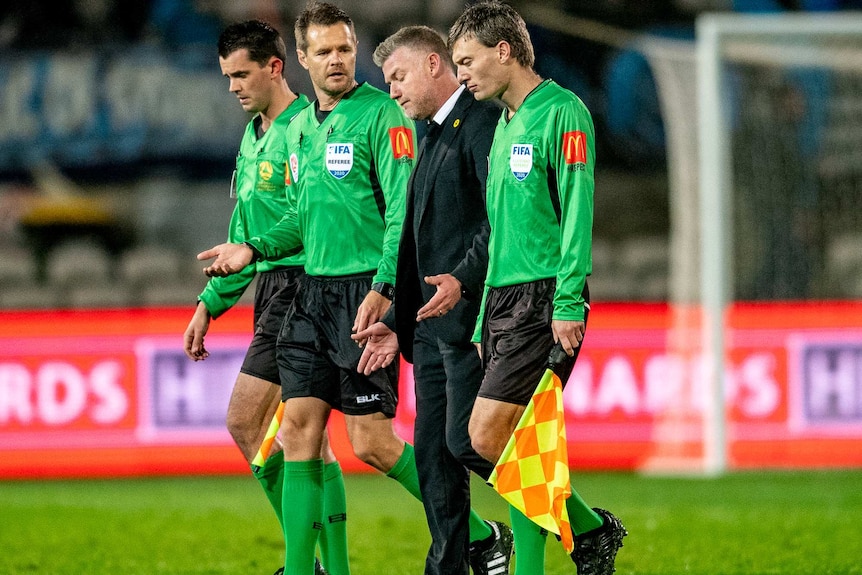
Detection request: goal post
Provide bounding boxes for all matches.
[518,3,862,475]
[641,12,862,475]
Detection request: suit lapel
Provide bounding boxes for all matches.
[415,91,476,225]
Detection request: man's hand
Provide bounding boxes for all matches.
[416,274,462,321]
[198,243,253,277]
[351,322,399,375]
[183,302,211,361]
[352,290,391,345]
[551,319,585,356]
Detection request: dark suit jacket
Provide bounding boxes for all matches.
[392,90,501,363]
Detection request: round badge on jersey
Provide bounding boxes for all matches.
[510,143,533,181]
[289,153,299,184]
[258,160,273,181]
[326,142,353,179]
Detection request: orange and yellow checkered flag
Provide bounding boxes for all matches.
[251,401,284,473]
[488,364,573,552]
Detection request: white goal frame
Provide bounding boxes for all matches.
[696,12,862,474]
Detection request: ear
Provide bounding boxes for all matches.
[496,40,511,63]
[270,56,284,78]
[296,48,309,70]
[427,52,442,78]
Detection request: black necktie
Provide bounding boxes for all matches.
[413,121,442,235]
[424,121,442,146]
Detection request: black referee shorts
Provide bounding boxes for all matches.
[479,279,590,406]
[276,273,399,417]
[239,266,305,385]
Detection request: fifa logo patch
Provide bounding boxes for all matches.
[389,126,414,160]
[258,160,274,181]
[326,143,353,179]
[562,131,587,167]
[510,144,533,181]
[289,153,299,184]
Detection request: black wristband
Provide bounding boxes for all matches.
[242,241,262,263]
[371,282,395,300]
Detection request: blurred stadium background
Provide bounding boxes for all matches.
[2,0,862,480]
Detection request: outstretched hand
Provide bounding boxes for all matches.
[416,274,462,321]
[352,290,391,345]
[351,321,399,375]
[198,243,253,277]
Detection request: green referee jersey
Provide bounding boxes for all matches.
[198,94,310,318]
[479,79,595,330]
[247,83,414,284]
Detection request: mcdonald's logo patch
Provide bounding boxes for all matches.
[389,126,415,160]
[562,131,587,165]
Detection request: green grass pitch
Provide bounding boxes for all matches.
[1,470,860,574]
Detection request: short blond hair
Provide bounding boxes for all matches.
[372,25,453,71]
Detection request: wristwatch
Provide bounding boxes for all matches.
[370,282,395,300]
[242,241,262,263]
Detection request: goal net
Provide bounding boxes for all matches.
[639,13,862,474]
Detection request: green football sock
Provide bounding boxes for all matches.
[319,461,350,575]
[252,452,285,528]
[385,442,493,544]
[282,459,324,575]
[509,504,547,575]
[565,489,603,536]
[469,511,493,544]
[385,442,423,500]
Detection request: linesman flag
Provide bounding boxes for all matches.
[251,401,284,473]
[488,346,574,552]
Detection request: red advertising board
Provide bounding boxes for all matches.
[1,303,861,479]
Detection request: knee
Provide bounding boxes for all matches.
[351,445,373,467]
[225,408,252,442]
[277,417,321,459]
[350,434,404,474]
[350,436,379,468]
[469,426,500,464]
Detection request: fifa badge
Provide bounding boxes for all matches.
[326,143,353,179]
[510,144,533,181]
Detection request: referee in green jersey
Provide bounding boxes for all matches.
[449,3,627,575]
[198,4,495,574]
[183,20,333,575]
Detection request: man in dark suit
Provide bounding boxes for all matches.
[354,25,511,575]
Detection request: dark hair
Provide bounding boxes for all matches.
[218,20,287,67]
[372,25,453,71]
[447,1,534,68]
[295,2,354,52]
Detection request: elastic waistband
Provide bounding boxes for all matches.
[306,272,375,283]
[260,265,305,276]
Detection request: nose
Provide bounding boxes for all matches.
[229,77,241,93]
[389,83,400,100]
[456,67,469,85]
